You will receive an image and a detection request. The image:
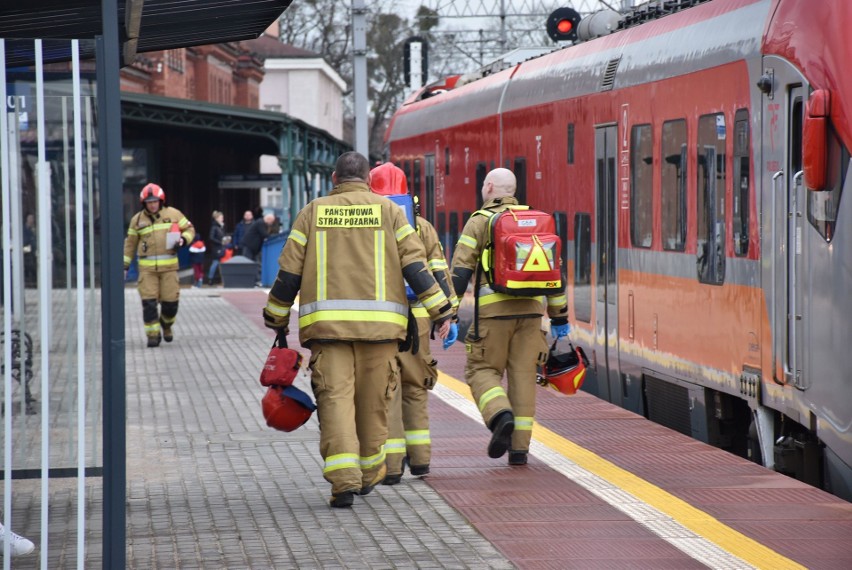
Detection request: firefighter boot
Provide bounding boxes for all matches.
[359,463,387,496]
[160,301,178,343]
[161,319,173,343]
[147,333,161,348]
[508,450,528,465]
[329,490,356,509]
[487,410,515,459]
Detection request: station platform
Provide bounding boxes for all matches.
[14,287,852,568]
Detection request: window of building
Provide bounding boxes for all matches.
[444,147,450,175]
[166,49,184,72]
[264,104,282,112]
[661,119,687,251]
[733,109,750,256]
[696,113,727,285]
[631,124,653,248]
[574,212,592,323]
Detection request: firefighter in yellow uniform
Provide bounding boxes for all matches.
[263,152,454,508]
[123,183,195,348]
[368,163,459,485]
[450,168,568,465]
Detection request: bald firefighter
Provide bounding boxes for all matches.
[368,163,459,486]
[450,168,569,465]
[263,152,454,508]
[123,183,195,348]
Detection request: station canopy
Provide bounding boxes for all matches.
[0,0,293,65]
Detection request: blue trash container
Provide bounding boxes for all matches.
[261,231,288,287]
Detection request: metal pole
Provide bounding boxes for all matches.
[352,0,368,156]
[97,0,127,566]
[500,0,507,53]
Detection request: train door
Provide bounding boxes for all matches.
[424,154,436,222]
[763,59,806,389]
[593,125,622,404]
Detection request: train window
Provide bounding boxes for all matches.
[631,124,653,248]
[413,159,422,204]
[808,126,849,242]
[574,212,592,323]
[514,157,527,205]
[449,211,460,260]
[445,147,450,175]
[437,212,447,253]
[567,123,575,164]
[696,113,727,285]
[661,119,687,251]
[476,162,487,209]
[463,211,472,226]
[403,161,412,194]
[733,109,750,256]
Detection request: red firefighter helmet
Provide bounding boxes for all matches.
[140,183,165,204]
[370,162,408,196]
[536,340,588,395]
[261,385,316,432]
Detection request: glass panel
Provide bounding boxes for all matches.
[574,212,592,322]
[733,109,750,256]
[661,119,687,251]
[696,113,726,284]
[630,124,653,248]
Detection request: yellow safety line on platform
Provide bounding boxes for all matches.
[436,371,805,570]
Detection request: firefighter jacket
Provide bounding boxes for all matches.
[410,215,458,319]
[123,206,195,273]
[263,181,454,346]
[450,196,568,320]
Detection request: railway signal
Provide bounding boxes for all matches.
[547,7,582,42]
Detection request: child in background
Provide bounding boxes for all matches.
[189,238,206,288]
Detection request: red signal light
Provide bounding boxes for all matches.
[557,19,573,34]
[547,7,581,42]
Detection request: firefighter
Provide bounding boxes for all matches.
[368,163,459,486]
[123,183,195,348]
[263,152,454,509]
[449,168,569,465]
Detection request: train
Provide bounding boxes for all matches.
[383,0,852,500]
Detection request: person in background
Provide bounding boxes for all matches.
[240,213,274,262]
[188,237,206,288]
[123,183,195,347]
[207,210,226,285]
[449,168,568,466]
[232,210,253,255]
[263,151,454,509]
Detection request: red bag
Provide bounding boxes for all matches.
[259,334,303,387]
[220,248,234,262]
[479,206,563,296]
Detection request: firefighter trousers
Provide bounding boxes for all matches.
[308,340,399,496]
[464,316,548,452]
[386,318,437,475]
[137,269,180,339]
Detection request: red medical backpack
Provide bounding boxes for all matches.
[479,206,563,296]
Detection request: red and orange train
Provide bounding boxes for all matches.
[384,0,851,499]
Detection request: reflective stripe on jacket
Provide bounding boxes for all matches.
[123,206,195,273]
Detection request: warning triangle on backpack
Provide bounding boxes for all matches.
[521,240,552,272]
